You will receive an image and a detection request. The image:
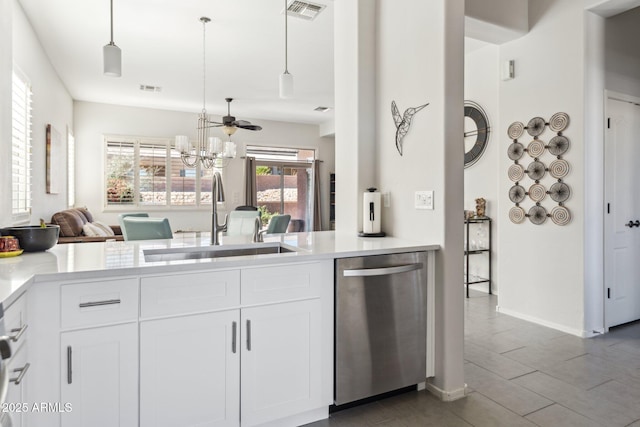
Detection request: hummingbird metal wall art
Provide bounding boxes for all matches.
[391,100,429,156]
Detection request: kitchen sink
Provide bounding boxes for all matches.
[143,242,297,262]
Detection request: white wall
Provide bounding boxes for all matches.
[497,0,587,335]
[0,0,12,225]
[73,101,335,232]
[374,0,466,397]
[605,6,640,97]
[465,0,529,43]
[464,43,500,293]
[333,0,376,235]
[0,0,73,227]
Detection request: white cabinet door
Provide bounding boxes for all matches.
[60,323,138,427]
[140,310,240,427]
[5,343,30,427]
[241,299,323,427]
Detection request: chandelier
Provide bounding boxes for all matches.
[175,17,236,169]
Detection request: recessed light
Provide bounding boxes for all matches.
[139,84,162,93]
[314,106,331,112]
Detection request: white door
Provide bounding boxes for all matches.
[140,310,240,427]
[60,323,138,427]
[605,97,640,328]
[240,299,323,427]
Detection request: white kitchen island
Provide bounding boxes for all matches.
[0,231,438,427]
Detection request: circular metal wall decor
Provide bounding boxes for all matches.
[528,183,547,202]
[548,135,570,156]
[549,182,571,203]
[464,101,491,168]
[549,112,570,133]
[508,121,525,140]
[549,159,570,179]
[526,117,546,137]
[509,206,526,224]
[527,140,546,158]
[509,184,526,203]
[550,206,571,226]
[505,112,572,226]
[508,142,525,161]
[528,205,548,225]
[508,164,525,182]
[526,160,546,180]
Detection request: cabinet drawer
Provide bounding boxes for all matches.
[61,278,139,329]
[4,294,28,351]
[140,270,240,318]
[241,262,323,304]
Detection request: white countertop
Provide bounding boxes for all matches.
[0,231,439,307]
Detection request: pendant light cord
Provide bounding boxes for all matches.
[109,0,114,44]
[201,17,208,114]
[284,0,288,74]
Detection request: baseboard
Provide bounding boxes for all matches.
[465,283,497,296]
[425,380,467,402]
[257,407,328,427]
[495,305,590,337]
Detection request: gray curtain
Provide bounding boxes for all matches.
[244,156,257,207]
[313,160,322,231]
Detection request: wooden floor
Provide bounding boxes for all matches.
[305,290,640,427]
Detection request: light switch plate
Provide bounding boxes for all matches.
[415,191,434,210]
[383,192,390,207]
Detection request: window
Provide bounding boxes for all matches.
[105,136,216,208]
[67,128,75,207]
[247,146,315,231]
[11,69,32,223]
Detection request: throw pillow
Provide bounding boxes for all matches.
[92,221,115,236]
[82,222,108,237]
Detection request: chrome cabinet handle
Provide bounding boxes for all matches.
[246,320,252,351]
[10,324,28,342]
[67,346,72,384]
[232,321,237,354]
[343,263,423,277]
[79,299,121,308]
[10,362,30,385]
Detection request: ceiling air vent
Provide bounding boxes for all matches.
[285,1,326,21]
[139,84,162,93]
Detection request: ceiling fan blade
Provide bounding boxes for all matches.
[241,125,262,131]
[234,121,262,131]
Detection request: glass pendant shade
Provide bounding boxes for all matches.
[103,43,121,77]
[279,72,293,99]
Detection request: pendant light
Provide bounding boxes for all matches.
[279,0,293,98]
[174,17,236,169]
[103,0,121,77]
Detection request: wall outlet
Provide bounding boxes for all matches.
[415,190,434,210]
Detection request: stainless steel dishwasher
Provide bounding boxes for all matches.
[335,252,427,405]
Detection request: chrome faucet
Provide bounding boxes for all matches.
[211,171,227,245]
[253,216,263,243]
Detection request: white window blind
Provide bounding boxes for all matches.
[11,69,32,222]
[105,137,217,208]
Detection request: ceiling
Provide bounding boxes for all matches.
[17,0,335,125]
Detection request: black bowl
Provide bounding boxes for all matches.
[0,225,60,252]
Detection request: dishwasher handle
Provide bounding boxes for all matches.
[343,263,423,277]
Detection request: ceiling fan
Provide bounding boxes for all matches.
[207,98,263,136]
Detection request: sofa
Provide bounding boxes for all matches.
[51,208,124,243]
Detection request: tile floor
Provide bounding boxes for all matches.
[305,290,640,426]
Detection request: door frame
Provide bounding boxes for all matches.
[603,90,640,329]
